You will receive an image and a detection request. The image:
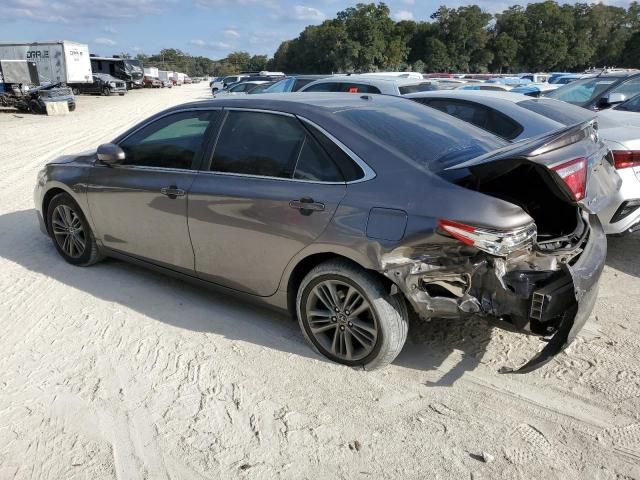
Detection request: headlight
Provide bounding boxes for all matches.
[110,82,116,87]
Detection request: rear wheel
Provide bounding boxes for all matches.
[46,193,102,267]
[297,260,408,370]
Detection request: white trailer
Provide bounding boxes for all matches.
[0,40,92,84]
[158,70,173,82]
[144,67,159,78]
[173,72,185,85]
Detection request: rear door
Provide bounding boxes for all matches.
[188,109,347,296]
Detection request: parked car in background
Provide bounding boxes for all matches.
[160,79,173,88]
[212,80,271,98]
[159,70,174,86]
[408,90,635,235]
[299,75,438,95]
[546,71,640,110]
[70,73,126,96]
[263,75,331,93]
[143,76,162,88]
[184,77,193,84]
[511,83,560,97]
[211,75,249,92]
[90,56,143,89]
[458,83,513,92]
[548,72,572,84]
[35,93,616,373]
[597,93,640,127]
[550,74,588,85]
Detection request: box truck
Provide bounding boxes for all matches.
[0,41,91,85]
[158,70,174,88]
[143,67,159,78]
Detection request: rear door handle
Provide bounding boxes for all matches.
[160,186,186,199]
[289,197,325,215]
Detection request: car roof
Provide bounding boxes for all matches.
[404,90,528,103]
[307,75,431,86]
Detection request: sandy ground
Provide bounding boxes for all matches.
[0,84,639,480]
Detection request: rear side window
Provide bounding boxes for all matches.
[518,99,592,125]
[422,99,523,141]
[399,82,436,95]
[212,111,304,178]
[293,78,315,91]
[119,110,217,169]
[293,135,343,182]
[304,82,338,92]
[616,94,640,112]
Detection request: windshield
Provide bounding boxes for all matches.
[335,101,507,172]
[264,78,293,93]
[399,82,437,95]
[546,77,621,106]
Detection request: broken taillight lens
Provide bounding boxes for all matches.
[438,219,537,257]
[551,157,587,201]
[612,151,640,170]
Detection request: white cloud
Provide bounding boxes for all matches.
[95,37,117,46]
[290,5,325,22]
[393,10,414,21]
[189,39,231,50]
[223,28,240,38]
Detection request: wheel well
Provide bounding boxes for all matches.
[286,253,394,317]
[41,188,67,230]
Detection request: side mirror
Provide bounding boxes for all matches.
[600,92,626,108]
[97,143,125,166]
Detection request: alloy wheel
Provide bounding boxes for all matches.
[305,279,378,361]
[51,205,86,258]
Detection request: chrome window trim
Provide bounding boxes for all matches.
[110,107,222,171]
[196,169,345,185]
[297,116,376,184]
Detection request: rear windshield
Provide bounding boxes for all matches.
[399,82,437,95]
[517,99,593,125]
[335,101,507,172]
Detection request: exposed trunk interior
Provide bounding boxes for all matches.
[456,162,582,244]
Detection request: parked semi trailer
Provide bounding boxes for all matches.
[90,55,144,89]
[158,70,174,87]
[0,40,92,85]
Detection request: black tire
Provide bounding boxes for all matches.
[119,93,125,96]
[29,99,42,114]
[46,193,103,267]
[72,88,80,95]
[296,259,408,370]
[102,86,111,96]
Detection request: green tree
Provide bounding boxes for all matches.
[491,33,519,72]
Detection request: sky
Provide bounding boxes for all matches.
[0,0,630,59]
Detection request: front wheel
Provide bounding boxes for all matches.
[46,193,103,266]
[297,260,408,370]
[102,86,111,96]
[72,87,79,95]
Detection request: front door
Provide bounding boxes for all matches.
[188,109,347,296]
[87,109,219,272]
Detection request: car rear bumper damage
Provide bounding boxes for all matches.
[383,214,606,373]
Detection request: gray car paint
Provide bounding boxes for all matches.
[34,93,613,372]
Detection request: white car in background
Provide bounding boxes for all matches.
[407,90,636,235]
[210,74,250,92]
[299,74,438,96]
[212,80,271,98]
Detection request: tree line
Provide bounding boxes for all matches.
[132,1,640,77]
[268,1,640,74]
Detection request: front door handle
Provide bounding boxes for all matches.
[160,185,186,199]
[289,197,325,215]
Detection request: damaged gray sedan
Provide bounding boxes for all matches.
[34,93,621,372]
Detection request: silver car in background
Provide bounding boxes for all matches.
[299,74,438,95]
[407,90,639,235]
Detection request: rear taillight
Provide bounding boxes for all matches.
[612,151,640,170]
[551,157,587,201]
[438,219,536,256]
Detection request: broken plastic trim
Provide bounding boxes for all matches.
[438,219,537,257]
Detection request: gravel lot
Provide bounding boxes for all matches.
[1,85,640,480]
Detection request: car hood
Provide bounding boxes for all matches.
[50,150,96,165]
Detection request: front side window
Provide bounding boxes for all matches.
[230,83,248,92]
[616,94,640,112]
[119,110,217,169]
[610,77,640,100]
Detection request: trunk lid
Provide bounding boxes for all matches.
[443,120,621,215]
